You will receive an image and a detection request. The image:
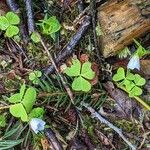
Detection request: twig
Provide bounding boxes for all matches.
[82,102,137,150]
[90,0,102,64]
[24,0,35,34]
[43,15,91,76]
[40,37,74,104]
[44,128,63,150]
[6,0,19,12]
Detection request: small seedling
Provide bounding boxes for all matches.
[37,15,61,41]
[8,84,37,122]
[0,12,20,37]
[133,40,150,58]
[29,70,42,84]
[31,32,41,43]
[64,59,95,92]
[113,67,146,97]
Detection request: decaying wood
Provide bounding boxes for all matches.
[45,129,63,150]
[98,0,150,58]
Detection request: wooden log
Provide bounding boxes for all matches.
[98,0,150,58]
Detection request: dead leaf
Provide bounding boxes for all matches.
[41,138,50,150]
[103,81,141,120]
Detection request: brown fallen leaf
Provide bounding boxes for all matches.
[67,137,87,150]
[103,81,141,120]
[41,138,50,150]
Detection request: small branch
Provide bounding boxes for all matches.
[24,0,35,34]
[44,128,63,150]
[82,103,137,150]
[6,0,19,12]
[43,15,91,75]
[40,37,74,104]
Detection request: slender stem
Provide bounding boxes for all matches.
[24,0,35,34]
[82,102,136,150]
[40,37,74,104]
[116,83,150,110]
[134,96,150,110]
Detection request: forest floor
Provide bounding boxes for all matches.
[0,0,150,150]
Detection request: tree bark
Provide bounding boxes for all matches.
[98,0,150,58]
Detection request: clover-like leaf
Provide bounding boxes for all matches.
[124,80,135,91]
[22,87,36,113]
[64,59,81,77]
[29,72,36,81]
[9,103,28,122]
[28,107,45,120]
[126,72,135,80]
[134,74,146,86]
[113,67,125,81]
[31,32,41,43]
[81,61,95,80]
[8,93,21,103]
[6,25,19,37]
[129,86,142,97]
[72,76,91,92]
[6,12,20,25]
[0,16,9,30]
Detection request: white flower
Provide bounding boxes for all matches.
[30,118,46,134]
[127,55,140,70]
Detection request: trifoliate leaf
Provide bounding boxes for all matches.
[9,103,28,122]
[6,25,19,37]
[134,74,146,86]
[126,72,135,80]
[129,86,142,97]
[34,71,42,77]
[72,76,91,92]
[8,93,21,103]
[81,61,95,80]
[113,67,125,81]
[0,16,9,30]
[31,32,41,43]
[29,72,36,81]
[6,12,20,25]
[64,59,81,77]
[0,115,6,127]
[28,107,45,120]
[124,80,135,91]
[22,87,36,113]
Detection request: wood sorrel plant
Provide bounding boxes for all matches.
[113,67,150,110]
[64,58,95,92]
[0,12,20,37]
[113,67,146,97]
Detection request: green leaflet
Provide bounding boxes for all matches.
[65,58,95,92]
[9,103,28,122]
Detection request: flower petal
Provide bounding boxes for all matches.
[127,55,140,70]
[30,118,46,134]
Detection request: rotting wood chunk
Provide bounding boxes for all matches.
[98,0,150,58]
